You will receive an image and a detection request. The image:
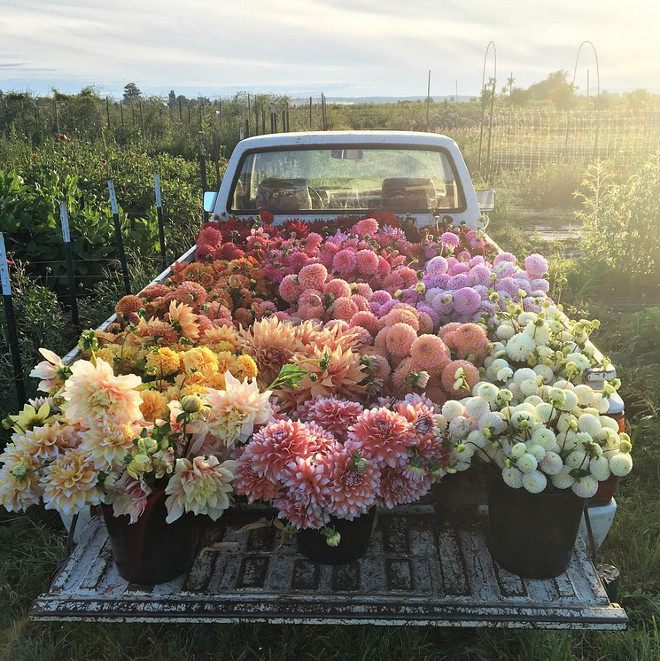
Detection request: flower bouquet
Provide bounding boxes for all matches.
[440,373,631,577]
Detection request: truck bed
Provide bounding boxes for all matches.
[31,504,627,629]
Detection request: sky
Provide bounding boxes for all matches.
[1,0,659,99]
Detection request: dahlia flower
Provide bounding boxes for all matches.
[0,451,42,512]
[165,456,237,523]
[378,466,432,508]
[297,396,365,442]
[327,447,380,520]
[346,407,414,469]
[167,301,199,340]
[104,472,153,524]
[81,422,139,471]
[29,348,71,394]
[40,448,102,516]
[202,372,274,447]
[63,358,142,427]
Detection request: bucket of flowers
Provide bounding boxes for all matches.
[441,373,632,578]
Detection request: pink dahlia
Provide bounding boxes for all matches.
[350,310,379,336]
[331,296,359,322]
[525,253,549,279]
[441,360,480,397]
[410,334,451,372]
[297,396,365,442]
[426,256,449,276]
[327,447,380,520]
[453,287,482,316]
[323,278,352,299]
[279,274,303,303]
[332,249,358,276]
[298,263,328,290]
[356,250,379,276]
[234,459,281,504]
[274,491,329,529]
[385,322,418,359]
[354,282,374,299]
[247,420,316,482]
[353,218,379,237]
[378,467,432,508]
[445,323,489,361]
[440,232,460,250]
[346,407,414,469]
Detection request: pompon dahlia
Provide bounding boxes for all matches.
[350,310,379,336]
[327,447,380,520]
[115,295,143,319]
[382,304,420,331]
[239,317,302,386]
[139,283,171,300]
[441,360,480,398]
[444,323,489,361]
[165,456,237,523]
[410,334,451,373]
[139,389,169,423]
[63,358,142,427]
[174,281,207,309]
[323,278,352,299]
[298,263,328,290]
[346,407,414,469]
[40,448,102,516]
[378,466,432,508]
[297,396,365,442]
[385,322,418,359]
[353,217,379,237]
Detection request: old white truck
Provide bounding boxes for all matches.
[33,131,626,628]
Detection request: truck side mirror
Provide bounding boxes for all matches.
[203,191,218,213]
[475,189,495,212]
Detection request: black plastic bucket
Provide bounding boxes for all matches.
[297,509,376,565]
[102,489,198,585]
[486,479,586,578]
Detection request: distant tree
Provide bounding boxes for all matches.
[123,83,142,103]
[168,90,176,107]
[626,88,654,109]
[526,70,576,109]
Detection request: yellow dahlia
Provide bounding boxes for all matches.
[40,448,101,515]
[167,301,199,340]
[145,347,182,377]
[11,422,82,462]
[182,347,219,380]
[81,422,139,470]
[233,354,258,380]
[199,325,240,350]
[139,389,170,423]
[63,358,142,427]
[239,317,302,386]
[165,456,237,523]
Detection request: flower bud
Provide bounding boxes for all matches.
[181,394,204,413]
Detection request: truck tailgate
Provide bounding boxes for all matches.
[31,505,627,629]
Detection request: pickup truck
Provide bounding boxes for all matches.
[32,131,627,629]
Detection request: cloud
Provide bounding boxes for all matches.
[0,0,659,96]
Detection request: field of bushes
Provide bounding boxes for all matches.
[0,97,659,659]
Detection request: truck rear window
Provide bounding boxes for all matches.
[229,146,464,214]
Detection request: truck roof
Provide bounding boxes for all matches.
[235,130,459,150]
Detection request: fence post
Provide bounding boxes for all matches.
[107,181,131,295]
[270,104,277,133]
[154,174,167,272]
[199,132,208,219]
[106,98,111,130]
[59,202,80,331]
[0,233,26,406]
[309,96,313,129]
[139,100,146,140]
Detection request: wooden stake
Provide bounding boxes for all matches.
[59,202,80,331]
[107,181,131,295]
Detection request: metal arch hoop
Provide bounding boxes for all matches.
[572,40,601,103]
[478,41,497,174]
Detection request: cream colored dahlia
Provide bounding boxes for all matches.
[0,450,42,512]
[40,448,102,515]
[80,422,140,470]
[202,372,274,447]
[165,456,237,523]
[11,422,82,462]
[63,358,142,427]
[239,317,302,386]
[29,348,71,394]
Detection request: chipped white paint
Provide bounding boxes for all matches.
[33,508,627,629]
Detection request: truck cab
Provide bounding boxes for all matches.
[205,131,489,228]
